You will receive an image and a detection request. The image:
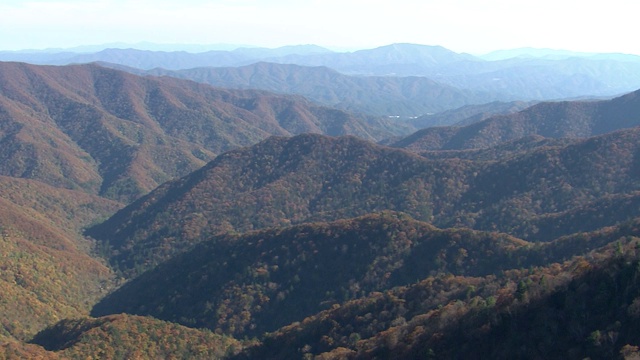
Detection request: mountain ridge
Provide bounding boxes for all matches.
[88,124,640,275]
[236,228,640,359]
[393,89,640,151]
[5,43,640,102]
[91,212,531,336]
[135,61,503,117]
[0,61,408,202]
[92,212,640,349]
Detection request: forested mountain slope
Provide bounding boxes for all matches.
[93,214,640,358]
[0,61,407,202]
[4,47,640,359]
[0,176,119,341]
[89,127,640,275]
[91,212,531,337]
[30,314,243,359]
[237,230,640,359]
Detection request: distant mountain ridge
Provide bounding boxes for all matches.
[265,43,478,75]
[480,47,640,61]
[134,62,503,117]
[0,44,334,68]
[393,89,640,151]
[4,42,640,103]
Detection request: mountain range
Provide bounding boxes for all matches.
[132,62,503,117]
[4,43,640,104]
[3,56,640,359]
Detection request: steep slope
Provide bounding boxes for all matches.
[415,135,575,162]
[88,127,640,274]
[0,61,406,202]
[30,314,242,359]
[91,212,531,337]
[514,191,640,242]
[0,341,58,359]
[446,126,640,230]
[0,176,122,250]
[93,215,640,354]
[0,176,119,341]
[237,232,640,359]
[0,229,111,342]
[394,89,640,151]
[140,62,499,117]
[86,134,472,273]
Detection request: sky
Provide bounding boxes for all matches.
[1,0,638,55]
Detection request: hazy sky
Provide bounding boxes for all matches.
[1,0,638,55]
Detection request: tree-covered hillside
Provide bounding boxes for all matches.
[89,127,640,275]
[0,62,408,202]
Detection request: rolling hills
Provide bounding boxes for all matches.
[407,100,537,128]
[85,133,472,273]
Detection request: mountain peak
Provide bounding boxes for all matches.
[353,43,480,64]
